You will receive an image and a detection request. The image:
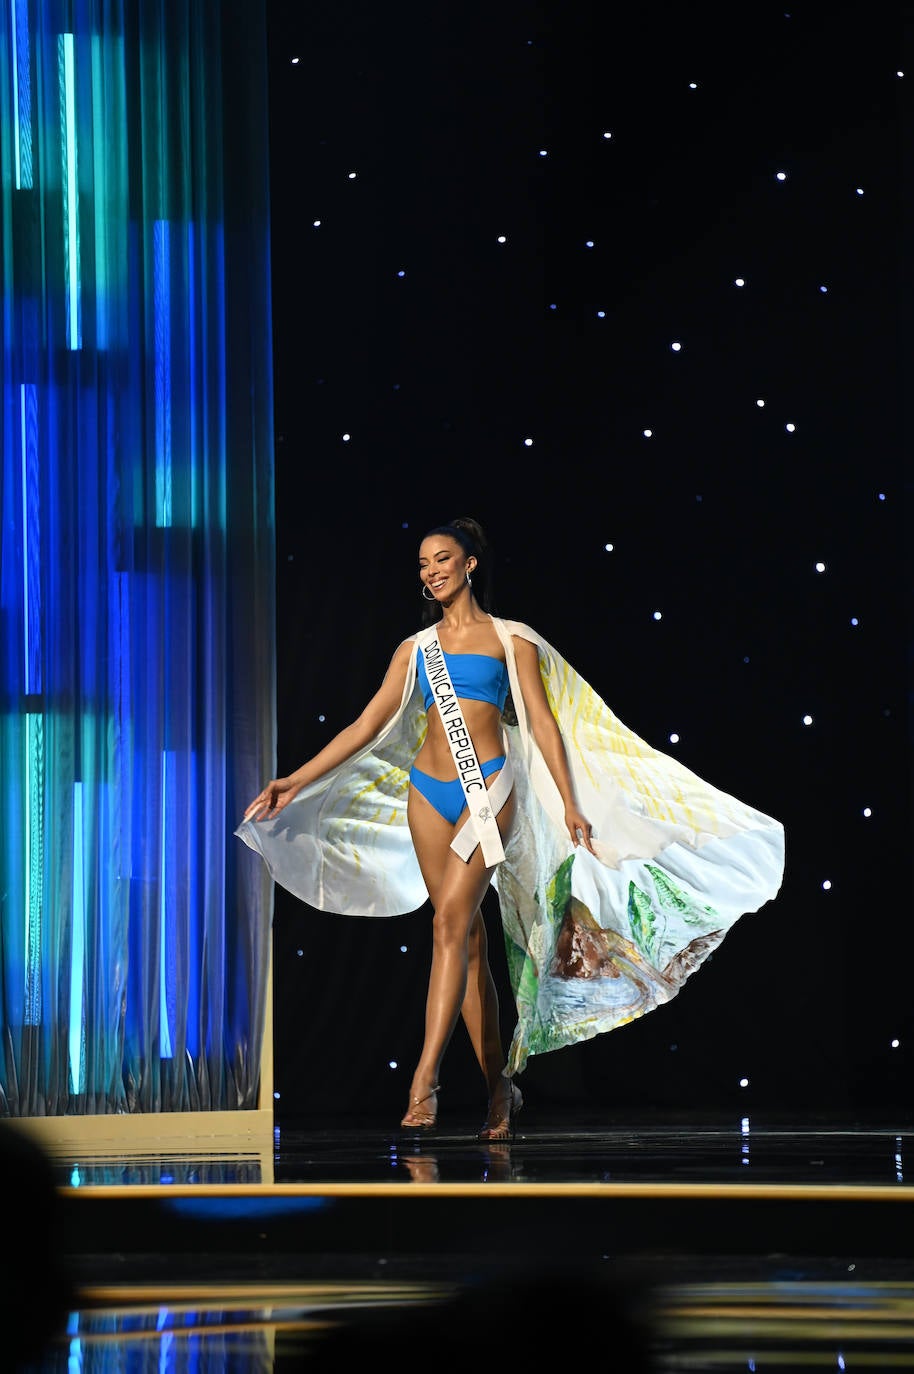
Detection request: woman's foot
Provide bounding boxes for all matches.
[478,1074,523,1142]
[400,1084,440,1130]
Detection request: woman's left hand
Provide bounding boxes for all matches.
[565,805,597,855]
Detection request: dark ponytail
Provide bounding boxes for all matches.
[420,516,496,624]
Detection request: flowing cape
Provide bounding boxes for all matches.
[235,616,785,1073]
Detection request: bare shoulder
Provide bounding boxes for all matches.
[385,637,417,679]
[511,634,540,668]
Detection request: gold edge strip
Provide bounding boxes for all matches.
[661,1304,914,1322]
[659,1319,914,1341]
[76,1283,446,1305]
[58,1181,914,1201]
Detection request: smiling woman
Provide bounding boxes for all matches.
[236,515,784,1138]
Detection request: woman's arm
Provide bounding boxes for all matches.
[512,636,596,853]
[244,638,415,821]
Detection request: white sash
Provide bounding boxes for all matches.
[416,629,507,866]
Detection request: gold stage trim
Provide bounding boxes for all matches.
[58,1181,914,1201]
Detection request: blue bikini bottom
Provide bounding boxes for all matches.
[409,755,507,825]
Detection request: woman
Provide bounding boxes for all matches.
[238,517,785,1138]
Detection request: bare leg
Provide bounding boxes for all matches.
[462,909,507,1089]
[403,777,516,1124]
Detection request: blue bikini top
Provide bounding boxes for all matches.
[417,650,510,712]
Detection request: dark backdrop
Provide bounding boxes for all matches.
[261,1,911,1124]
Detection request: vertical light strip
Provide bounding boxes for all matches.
[20,383,40,693]
[159,752,173,1058]
[59,34,81,350]
[154,221,172,526]
[24,713,44,1024]
[11,0,33,188]
[90,34,110,351]
[10,0,21,187]
[188,223,197,527]
[69,781,86,1094]
[20,386,30,689]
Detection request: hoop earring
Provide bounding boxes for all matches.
[422,584,436,601]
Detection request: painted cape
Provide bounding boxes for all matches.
[235,616,785,1074]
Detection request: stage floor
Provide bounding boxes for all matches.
[8,1109,914,1372]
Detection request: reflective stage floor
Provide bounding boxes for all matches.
[7,1108,914,1371]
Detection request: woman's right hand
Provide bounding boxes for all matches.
[243,777,303,822]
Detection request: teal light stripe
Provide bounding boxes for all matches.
[69,781,85,1093]
[59,34,81,350]
[188,224,198,527]
[24,713,44,1025]
[154,221,172,526]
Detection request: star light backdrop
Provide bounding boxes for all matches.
[263,2,909,1123]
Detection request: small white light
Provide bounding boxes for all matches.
[743,656,750,663]
[688,81,698,89]
[523,437,534,446]
[596,310,605,317]
[822,880,832,890]
[862,807,871,817]
[785,422,795,432]
[496,235,507,243]
[775,170,787,181]
[642,428,652,438]
[348,171,357,179]
[878,492,886,501]
[538,149,548,157]
[734,277,745,286]
[756,398,766,408]
[671,341,682,351]
[318,713,325,722]
[653,610,662,621]
[291,56,300,64]
[397,270,406,277]
[802,714,813,726]
[819,284,828,293]
[855,187,864,195]
[389,1059,398,1069]
[399,944,407,952]
[273,1090,280,1099]
[313,219,321,227]
[549,303,557,310]
[741,1117,750,1133]
[342,433,351,442]
[850,617,859,626]
[669,733,679,744]
[739,1077,749,1088]
[604,543,614,552]
[602,130,612,139]
[891,1039,900,1049]
[296,949,303,957]
[815,561,826,572]
[897,71,904,78]
[585,239,595,248]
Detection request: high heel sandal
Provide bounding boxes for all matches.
[400,1085,440,1131]
[477,1076,523,1142]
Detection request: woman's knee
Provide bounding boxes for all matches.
[431,899,476,950]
